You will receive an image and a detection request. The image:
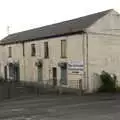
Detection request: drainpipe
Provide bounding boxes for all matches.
[82,33,85,90]
[86,32,89,90]
[22,42,26,82]
[82,31,89,91]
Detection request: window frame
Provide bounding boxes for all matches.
[22,42,25,56]
[61,39,67,58]
[8,46,12,57]
[44,41,49,58]
[31,43,36,56]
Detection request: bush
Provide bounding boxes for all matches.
[98,71,116,92]
[116,87,120,92]
[0,76,5,83]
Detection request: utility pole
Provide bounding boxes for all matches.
[7,26,10,35]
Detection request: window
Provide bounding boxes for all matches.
[31,44,36,56]
[61,40,67,58]
[8,47,12,57]
[44,42,49,58]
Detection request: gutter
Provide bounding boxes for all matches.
[0,31,84,45]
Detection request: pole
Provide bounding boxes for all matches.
[82,33,85,90]
[82,31,89,91]
[7,26,10,35]
[86,32,89,90]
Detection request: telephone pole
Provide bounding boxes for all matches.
[7,26,10,35]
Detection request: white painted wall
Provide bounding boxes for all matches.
[0,34,85,89]
[87,10,120,34]
[86,10,120,92]
[88,33,120,92]
[23,35,84,87]
[1,43,25,81]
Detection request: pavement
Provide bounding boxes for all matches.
[0,93,120,120]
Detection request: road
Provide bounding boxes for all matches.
[0,94,119,120]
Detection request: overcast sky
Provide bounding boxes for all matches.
[0,0,120,39]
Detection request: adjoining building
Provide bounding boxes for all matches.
[0,9,120,92]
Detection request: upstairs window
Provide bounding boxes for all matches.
[8,47,12,57]
[31,44,36,56]
[61,40,67,58]
[22,43,25,56]
[44,42,49,58]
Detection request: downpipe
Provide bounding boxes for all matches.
[82,31,89,92]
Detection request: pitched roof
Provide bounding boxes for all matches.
[1,9,112,44]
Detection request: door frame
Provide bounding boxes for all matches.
[60,66,67,85]
[52,67,57,87]
[37,66,43,83]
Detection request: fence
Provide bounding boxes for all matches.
[0,82,27,101]
[0,79,83,101]
[68,80,81,89]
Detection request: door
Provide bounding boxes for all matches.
[9,63,14,81]
[61,67,67,85]
[38,66,42,83]
[14,65,20,82]
[52,67,57,87]
[4,66,7,80]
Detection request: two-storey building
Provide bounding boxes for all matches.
[0,9,120,92]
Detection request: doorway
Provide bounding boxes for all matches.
[61,67,67,85]
[14,65,20,82]
[52,67,57,87]
[8,63,20,82]
[4,66,7,80]
[9,63,14,81]
[38,66,43,83]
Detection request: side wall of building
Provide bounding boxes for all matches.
[88,33,120,92]
[87,10,120,34]
[86,10,120,92]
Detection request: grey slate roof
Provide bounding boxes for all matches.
[1,9,112,44]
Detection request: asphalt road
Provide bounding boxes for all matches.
[0,94,120,120]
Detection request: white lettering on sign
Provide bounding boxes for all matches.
[67,61,84,74]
